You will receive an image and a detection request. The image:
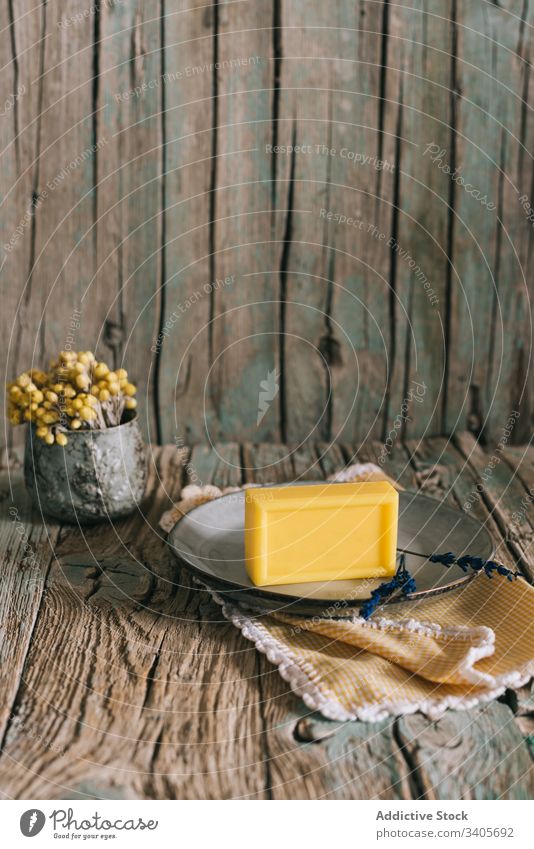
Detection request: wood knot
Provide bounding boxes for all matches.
[318,334,343,367]
[104,320,124,351]
[130,10,146,81]
[414,464,448,491]
[293,716,345,743]
[202,6,214,28]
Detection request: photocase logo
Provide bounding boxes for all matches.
[256,367,279,425]
[20,809,46,837]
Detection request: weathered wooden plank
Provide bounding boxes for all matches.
[398,706,533,799]
[505,680,534,752]
[208,0,278,442]
[501,443,534,597]
[0,471,60,752]
[2,438,534,799]
[1,1,534,450]
[243,440,411,800]
[327,0,395,443]
[268,705,412,800]
[271,0,398,447]
[454,430,534,581]
[156,0,215,445]
[1,1,51,457]
[243,441,332,484]
[405,436,513,563]
[274,2,336,444]
[483,1,534,444]
[356,439,415,490]
[444,1,534,439]
[0,446,269,799]
[513,0,534,443]
[387,0,456,435]
[242,441,292,484]
[316,441,347,478]
[28,0,97,379]
[188,441,241,488]
[290,441,323,480]
[385,1,452,438]
[402,436,533,798]
[95,0,162,440]
[502,443,534,495]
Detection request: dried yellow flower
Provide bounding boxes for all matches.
[7,351,138,445]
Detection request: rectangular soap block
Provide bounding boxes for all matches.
[245,481,399,587]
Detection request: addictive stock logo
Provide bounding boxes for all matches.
[20,809,46,837]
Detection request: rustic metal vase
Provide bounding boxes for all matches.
[24,411,147,524]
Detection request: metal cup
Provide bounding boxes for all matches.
[24,411,147,523]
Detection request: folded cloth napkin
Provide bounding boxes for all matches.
[160,464,534,721]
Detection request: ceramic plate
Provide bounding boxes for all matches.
[167,487,494,617]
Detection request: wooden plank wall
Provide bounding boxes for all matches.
[1,0,533,452]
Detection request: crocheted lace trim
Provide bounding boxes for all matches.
[207,587,534,722]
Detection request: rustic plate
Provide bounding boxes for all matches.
[167,487,494,617]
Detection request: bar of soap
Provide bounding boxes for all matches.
[245,481,399,587]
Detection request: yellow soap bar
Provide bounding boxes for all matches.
[245,481,399,587]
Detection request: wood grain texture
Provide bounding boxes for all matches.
[444,1,534,440]
[397,706,533,800]
[383,0,452,439]
[94,0,163,442]
[327,0,394,445]
[0,447,270,799]
[402,436,533,799]
[156,0,215,445]
[454,430,534,581]
[1,1,534,447]
[209,0,278,443]
[0,0,44,458]
[0,470,61,761]
[273,0,338,444]
[31,0,96,365]
[0,437,532,800]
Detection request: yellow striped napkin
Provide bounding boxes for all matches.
[161,468,534,721]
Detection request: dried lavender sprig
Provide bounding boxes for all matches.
[428,552,520,581]
[360,550,521,621]
[360,554,416,620]
[398,548,521,582]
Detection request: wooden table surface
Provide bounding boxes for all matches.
[0,434,533,800]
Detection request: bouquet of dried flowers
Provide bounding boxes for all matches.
[7,350,137,446]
